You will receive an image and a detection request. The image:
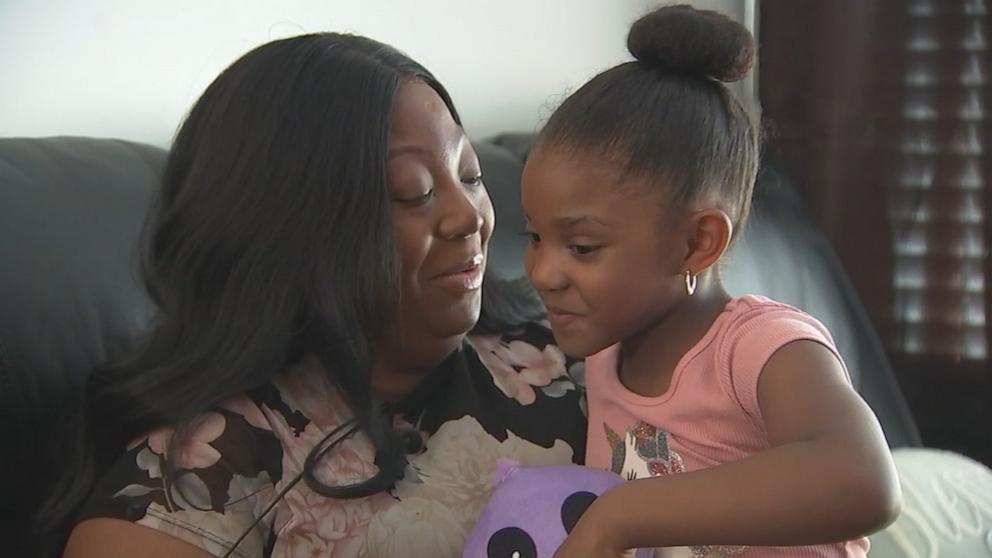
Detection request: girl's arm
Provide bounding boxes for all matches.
[557,340,902,556]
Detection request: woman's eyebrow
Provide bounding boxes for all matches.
[388,144,431,159]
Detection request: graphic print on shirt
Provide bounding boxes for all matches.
[602,422,747,558]
[603,421,685,480]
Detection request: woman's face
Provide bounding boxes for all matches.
[384,80,494,365]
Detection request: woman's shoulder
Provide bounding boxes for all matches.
[73,369,330,557]
[465,321,583,407]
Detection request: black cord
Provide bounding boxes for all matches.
[217,400,421,557]
[303,401,413,499]
[219,416,363,558]
[214,354,454,557]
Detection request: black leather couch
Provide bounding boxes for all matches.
[0,136,922,554]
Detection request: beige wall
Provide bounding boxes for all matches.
[0,0,751,146]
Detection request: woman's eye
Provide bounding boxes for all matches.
[395,189,434,206]
[569,244,599,256]
[462,173,484,187]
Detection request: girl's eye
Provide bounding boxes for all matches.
[569,244,599,256]
[462,173,484,187]
[395,189,434,206]
[521,231,541,244]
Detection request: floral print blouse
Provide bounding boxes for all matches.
[77,324,587,557]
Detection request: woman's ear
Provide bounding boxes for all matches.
[682,209,733,274]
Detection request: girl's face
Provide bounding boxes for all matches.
[385,80,494,362]
[521,145,687,357]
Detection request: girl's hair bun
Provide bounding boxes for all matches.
[627,4,756,82]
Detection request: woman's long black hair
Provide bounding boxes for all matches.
[35,32,467,556]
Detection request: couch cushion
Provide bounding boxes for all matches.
[0,137,162,546]
[475,140,529,281]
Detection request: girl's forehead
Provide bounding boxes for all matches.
[523,147,663,218]
[526,145,622,181]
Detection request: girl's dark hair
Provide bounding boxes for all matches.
[36,32,460,555]
[539,4,759,239]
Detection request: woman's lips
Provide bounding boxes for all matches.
[434,255,485,292]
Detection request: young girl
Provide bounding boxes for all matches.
[521,5,901,558]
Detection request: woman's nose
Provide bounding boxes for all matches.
[438,183,485,240]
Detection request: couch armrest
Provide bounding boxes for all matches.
[869,448,992,557]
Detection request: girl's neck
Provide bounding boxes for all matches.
[618,276,732,397]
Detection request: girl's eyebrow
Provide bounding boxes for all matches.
[553,215,612,228]
[522,214,611,229]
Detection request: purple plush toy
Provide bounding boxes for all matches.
[463,461,651,558]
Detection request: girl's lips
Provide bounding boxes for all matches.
[547,306,582,327]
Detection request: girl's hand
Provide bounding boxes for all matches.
[553,539,623,558]
[552,511,633,558]
[553,535,633,558]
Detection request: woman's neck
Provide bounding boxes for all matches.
[370,334,464,401]
[618,275,732,397]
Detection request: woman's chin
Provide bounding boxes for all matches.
[430,298,483,339]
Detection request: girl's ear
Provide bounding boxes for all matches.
[682,208,733,274]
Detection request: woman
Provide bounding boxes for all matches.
[42,33,586,557]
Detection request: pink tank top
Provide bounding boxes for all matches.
[585,295,869,557]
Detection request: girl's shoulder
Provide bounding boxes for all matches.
[718,294,835,348]
[712,295,846,419]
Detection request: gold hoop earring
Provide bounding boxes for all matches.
[683,270,697,296]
